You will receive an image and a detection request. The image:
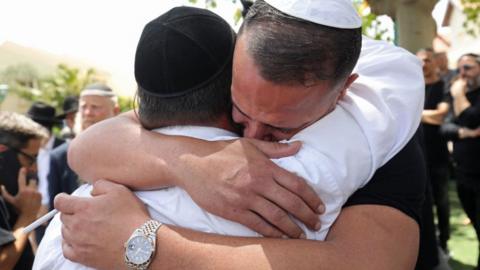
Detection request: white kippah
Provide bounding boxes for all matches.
[80,89,116,97]
[264,0,362,29]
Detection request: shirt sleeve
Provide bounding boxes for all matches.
[346,37,424,170]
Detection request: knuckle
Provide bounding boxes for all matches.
[290,178,305,193]
[246,216,265,231]
[289,198,304,212]
[270,208,288,224]
[70,220,81,232]
[62,245,76,262]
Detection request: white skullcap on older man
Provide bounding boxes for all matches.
[80,83,116,98]
[264,0,362,29]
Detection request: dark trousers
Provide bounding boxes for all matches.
[456,171,480,268]
[416,183,440,270]
[428,165,450,249]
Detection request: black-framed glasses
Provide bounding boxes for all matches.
[11,147,37,166]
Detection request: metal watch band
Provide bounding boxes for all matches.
[125,220,163,270]
[141,220,162,238]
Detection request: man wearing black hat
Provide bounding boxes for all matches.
[26,101,65,241]
[58,2,426,269]
[57,96,79,140]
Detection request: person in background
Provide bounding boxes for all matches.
[47,84,119,210]
[441,53,480,270]
[26,102,64,241]
[417,48,451,256]
[434,51,457,95]
[57,96,79,140]
[0,111,46,270]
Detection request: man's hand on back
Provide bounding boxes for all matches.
[56,180,149,270]
[177,138,324,238]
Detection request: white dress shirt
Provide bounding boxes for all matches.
[37,136,56,206]
[33,37,424,270]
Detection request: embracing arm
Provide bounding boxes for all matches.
[68,111,203,188]
[68,111,322,237]
[151,205,418,270]
[57,183,419,270]
[69,111,303,189]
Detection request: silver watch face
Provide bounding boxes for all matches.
[126,235,154,264]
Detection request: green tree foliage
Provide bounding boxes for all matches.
[118,95,135,112]
[0,63,41,102]
[188,0,219,9]
[1,63,134,112]
[353,1,392,41]
[461,0,480,37]
[0,63,98,111]
[39,64,97,109]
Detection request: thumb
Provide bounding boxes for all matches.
[248,139,302,159]
[90,179,121,197]
[17,167,27,190]
[1,185,15,205]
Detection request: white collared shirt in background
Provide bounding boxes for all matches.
[37,136,55,206]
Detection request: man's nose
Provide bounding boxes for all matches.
[243,121,267,140]
[82,107,93,116]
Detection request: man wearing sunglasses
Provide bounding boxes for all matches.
[0,111,48,270]
[441,53,480,269]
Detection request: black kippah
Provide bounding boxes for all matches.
[134,6,236,98]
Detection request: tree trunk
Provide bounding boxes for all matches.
[368,0,438,53]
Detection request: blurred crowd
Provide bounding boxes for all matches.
[0,84,119,270]
[417,50,480,270]
[0,48,479,270]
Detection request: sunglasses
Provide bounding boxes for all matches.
[11,147,38,166]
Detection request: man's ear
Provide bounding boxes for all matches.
[336,73,359,102]
[114,105,121,116]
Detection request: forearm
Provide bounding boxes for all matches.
[152,226,337,270]
[421,112,443,125]
[68,111,221,190]
[422,109,447,125]
[150,205,419,270]
[0,218,32,269]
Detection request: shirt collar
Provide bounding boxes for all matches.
[153,126,238,140]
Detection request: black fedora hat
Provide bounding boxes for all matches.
[27,101,61,127]
[56,96,79,119]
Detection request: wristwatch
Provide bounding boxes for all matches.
[124,220,163,270]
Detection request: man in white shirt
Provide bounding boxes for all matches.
[26,102,65,242]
